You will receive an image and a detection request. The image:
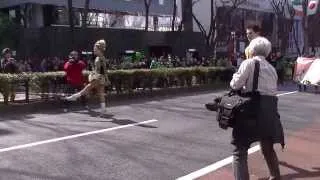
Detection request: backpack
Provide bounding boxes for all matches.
[216,60,260,130]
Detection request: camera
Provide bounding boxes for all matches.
[205,96,222,112]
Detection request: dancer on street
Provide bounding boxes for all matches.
[65,40,110,114]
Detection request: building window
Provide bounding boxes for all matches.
[159,0,164,5]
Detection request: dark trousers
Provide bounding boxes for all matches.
[277,69,285,85]
[233,139,281,180]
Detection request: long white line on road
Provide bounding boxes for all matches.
[176,91,298,180]
[0,119,158,153]
[277,91,298,97]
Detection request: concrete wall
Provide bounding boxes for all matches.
[12,27,207,58]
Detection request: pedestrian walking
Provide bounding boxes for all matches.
[230,37,284,180]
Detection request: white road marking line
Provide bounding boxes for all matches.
[0,119,158,153]
[177,145,261,180]
[176,90,298,180]
[277,91,298,97]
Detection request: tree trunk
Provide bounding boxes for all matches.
[82,0,90,28]
[278,16,289,54]
[171,0,177,31]
[302,16,309,55]
[301,0,309,55]
[182,0,193,32]
[145,8,149,31]
[292,24,302,56]
[68,0,74,45]
[144,0,152,31]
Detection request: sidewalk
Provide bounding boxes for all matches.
[198,121,320,180]
[0,92,41,103]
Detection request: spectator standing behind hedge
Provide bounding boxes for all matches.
[64,51,86,93]
[245,25,261,59]
[150,58,160,69]
[64,51,87,109]
[1,48,20,102]
[40,58,48,72]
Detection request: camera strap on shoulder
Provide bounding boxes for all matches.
[216,60,261,130]
[252,60,260,92]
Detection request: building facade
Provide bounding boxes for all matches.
[0,0,206,59]
[0,0,177,31]
[175,0,306,57]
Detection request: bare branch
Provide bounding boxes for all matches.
[192,13,206,35]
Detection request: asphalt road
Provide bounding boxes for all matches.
[0,85,318,180]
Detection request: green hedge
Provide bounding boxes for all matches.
[0,67,235,104]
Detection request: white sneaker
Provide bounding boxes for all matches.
[65,95,78,101]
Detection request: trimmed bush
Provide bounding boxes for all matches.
[0,67,234,104]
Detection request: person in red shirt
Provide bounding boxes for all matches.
[64,51,87,109]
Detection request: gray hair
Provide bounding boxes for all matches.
[248,37,272,57]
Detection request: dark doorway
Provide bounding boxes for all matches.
[149,45,172,58]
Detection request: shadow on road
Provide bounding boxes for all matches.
[0,129,14,136]
[258,161,320,180]
[0,85,228,116]
[76,110,157,129]
[0,114,35,121]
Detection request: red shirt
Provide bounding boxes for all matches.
[64,60,86,86]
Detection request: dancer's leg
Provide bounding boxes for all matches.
[65,80,99,101]
[98,84,106,114]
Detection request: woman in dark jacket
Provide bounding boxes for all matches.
[230,37,284,180]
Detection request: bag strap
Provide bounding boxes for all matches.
[252,60,260,91]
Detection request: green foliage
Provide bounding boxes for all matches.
[0,67,234,104]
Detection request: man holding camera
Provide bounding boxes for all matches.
[230,36,284,180]
[206,36,284,180]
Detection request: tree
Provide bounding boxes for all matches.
[81,0,91,28]
[178,0,194,32]
[270,0,294,54]
[144,0,153,31]
[68,0,75,45]
[171,0,178,31]
[301,0,309,55]
[20,4,32,28]
[287,2,302,56]
[298,0,318,55]
[192,0,247,55]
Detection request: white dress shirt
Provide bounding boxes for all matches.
[230,56,278,96]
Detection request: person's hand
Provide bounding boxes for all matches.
[68,58,76,63]
[8,58,15,63]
